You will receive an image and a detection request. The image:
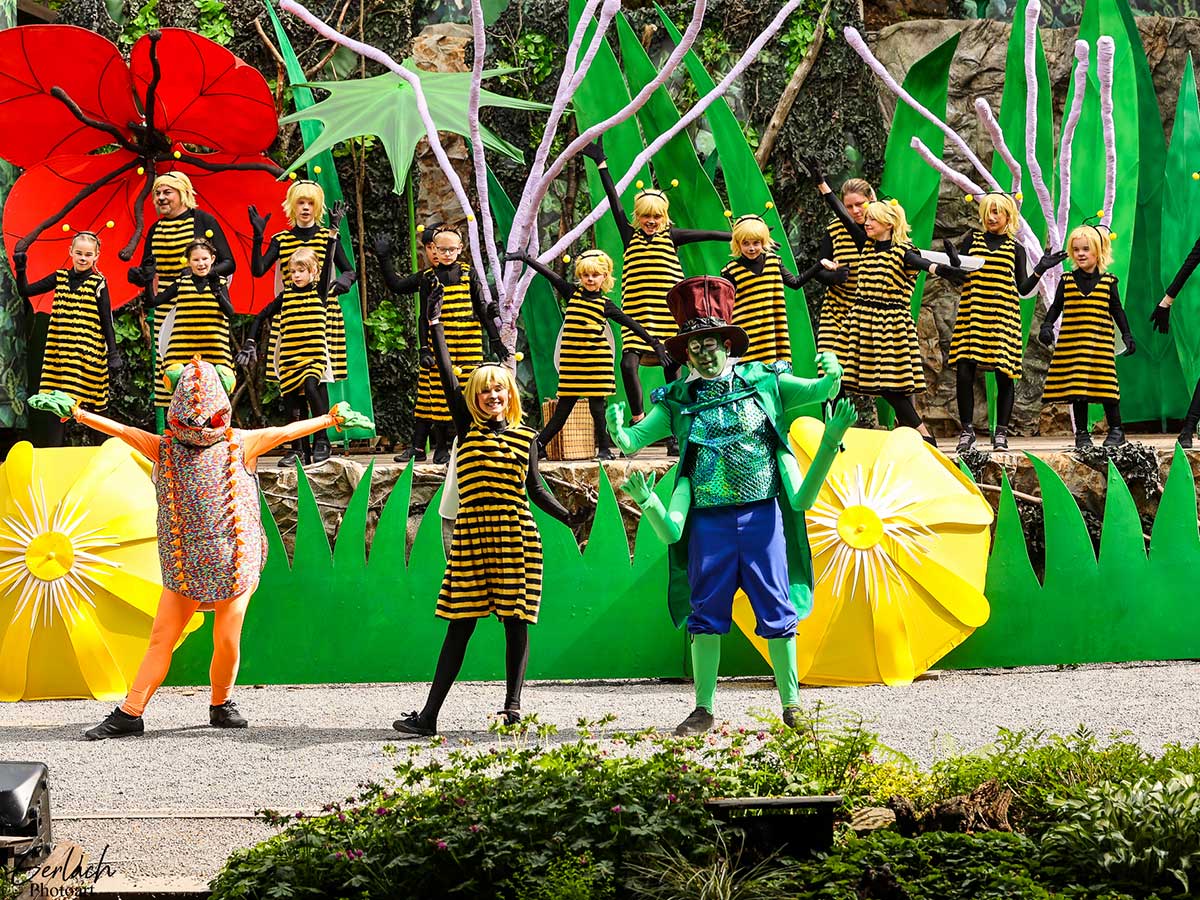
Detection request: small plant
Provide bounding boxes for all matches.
[1041,773,1200,896]
[194,0,234,46]
[625,834,797,900]
[363,299,411,354]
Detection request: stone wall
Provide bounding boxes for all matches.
[870,17,1200,436]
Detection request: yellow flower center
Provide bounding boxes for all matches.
[836,505,884,550]
[24,532,76,582]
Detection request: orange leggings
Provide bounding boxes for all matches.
[120,587,253,717]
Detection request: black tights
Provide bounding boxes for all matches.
[1184,379,1200,427]
[419,617,530,725]
[879,392,923,430]
[28,408,65,448]
[955,360,1015,431]
[539,397,610,451]
[620,350,681,420]
[1071,400,1121,433]
[282,377,331,459]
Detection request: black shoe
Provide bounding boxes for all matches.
[1102,426,1126,448]
[393,711,436,736]
[595,447,614,461]
[84,707,144,741]
[495,709,521,726]
[674,706,714,735]
[782,706,802,729]
[955,426,975,453]
[277,451,298,468]
[1074,430,1094,449]
[210,699,248,728]
[432,448,451,465]
[665,437,680,458]
[922,434,938,448]
[393,448,427,463]
[311,435,332,463]
[1180,428,1195,450]
[992,427,1009,451]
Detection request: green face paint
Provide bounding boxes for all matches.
[687,336,730,378]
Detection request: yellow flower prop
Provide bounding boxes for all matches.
[733,423,993,686]
[0,440,200,701]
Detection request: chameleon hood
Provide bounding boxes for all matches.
[165,359,235,447]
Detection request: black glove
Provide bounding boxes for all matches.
[248,205,270,235]
[565,507,590,527]
[135,261,157,284]
[1150,303,1171,335]
[829,266,850,285]
[328,200,348,230]
[494,344,512,363]
[653,341,673,370]
[936,264,969,285]
[797,154,825,184]
[207,272,225,292]
[1121,334,1136,357]
[579,137,605,163]
[419,348,435,369]
[11,249,27,271]
[1037,324,1055,347]
[236,339,257,368]
[371,233,392,260]
[107,351,124,372]
[1035,248,1069,273]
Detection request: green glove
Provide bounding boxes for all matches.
[822,398,857,449]
[28,391,77,419]
[815,351,843,381]
[331,402,374,432]
[621,470,656,505]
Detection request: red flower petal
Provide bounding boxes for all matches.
[130,29,277,155]
[0,26,139,170]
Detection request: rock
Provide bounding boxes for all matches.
[850,806,898,834]
[889,779,1013,835]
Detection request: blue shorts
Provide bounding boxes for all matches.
[686,499,796,639]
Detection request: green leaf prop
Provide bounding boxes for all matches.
[879,32,959,321]
[1162,54,1200,393]
[658,4,818,379]
[281,66,549,193]
[1062,0,1179,423]
[615,14,729,283]
[265,0,375,438]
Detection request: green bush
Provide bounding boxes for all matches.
[1040,773,1200,897]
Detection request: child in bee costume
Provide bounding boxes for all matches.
[148,239,235,377]
[506,249,670,459]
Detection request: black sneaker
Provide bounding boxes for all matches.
[1180,429,1195,450]
[922,434,938,448]
[393,448,427,463]
[277,451,298,468]
[432,448,451,465]
[955,426,975,453]
[393,711,436,736]
[992,427,1009,451]
[311,435,332,463]
[210,699,248,728]
[595,447,614,461]
[1102,426,1126,448]
[782,706,802,729]
[495,709,521,726]
[666,437,680,457]
[1074,431,1094,449]
[674,706,714,735]
[84,707,144,741]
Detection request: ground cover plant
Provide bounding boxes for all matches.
[209,708,1200,899]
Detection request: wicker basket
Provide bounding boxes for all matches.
[541,399,595,461]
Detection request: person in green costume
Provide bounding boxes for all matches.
[607,276,854,734]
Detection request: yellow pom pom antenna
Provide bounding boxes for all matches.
[205,229,213,238]
[635,180,644,189]
[1014,191,1023,201]
[313,165,322,175]
[61,223,70,232]
[172,150,181,159]
[466,214,475,222]
[964,194,974,203]
[288,172,298,180]
[1193,172,1199,181]
[670,179,679,188]
[1110,232,1118,241]
[1097,209,1106,218]
[514,351,524,362]
[105,220,115,229]
[765,201,774,210]
[724,209,733,218]
[562,254,571,263]
[137,166,145,175]
[416,224,425,233]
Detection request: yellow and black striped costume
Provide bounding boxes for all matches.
[272,284,330,395]
[1042,272,1120,402]
[723,254,791,365]
[437,421,544,623]
[159,275,233,392]
[621,229,684,355]
[948,232,1023,378]
[833,242,925,395]
[818,219,863,354]
[415,265,483,422]
[273,230,348,381]
[40,270,110,407]
[148,216,194,407]
[557,289,615,397]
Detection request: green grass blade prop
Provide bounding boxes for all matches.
[1162,54,1200,393]
[332,461,374,571]
[657,3,818,377]
[265,0,374,438]
[368,459,414,565]
[878,32,959,321]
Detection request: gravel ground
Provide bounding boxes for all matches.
[6,661,1200,883]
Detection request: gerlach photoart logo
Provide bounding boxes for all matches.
[12,843,115,897]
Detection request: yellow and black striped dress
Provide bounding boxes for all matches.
[274,230,348,381]
[817,220,863,354]
[948,232,1022,378]
[272,284,329,395]
[149,216,195,406]
[415,267,483,422]
[621,229,684,356]
[40,270,109,407]
[833,241,925,395]
[723,255,791,365]
[557,289,615,398]
[437,421,543,622]
[1042,272,1120,402]
[160,276,233,380]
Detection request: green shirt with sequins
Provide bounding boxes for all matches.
[685,373,781,508]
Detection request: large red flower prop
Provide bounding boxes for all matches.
[0,26,286,313]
